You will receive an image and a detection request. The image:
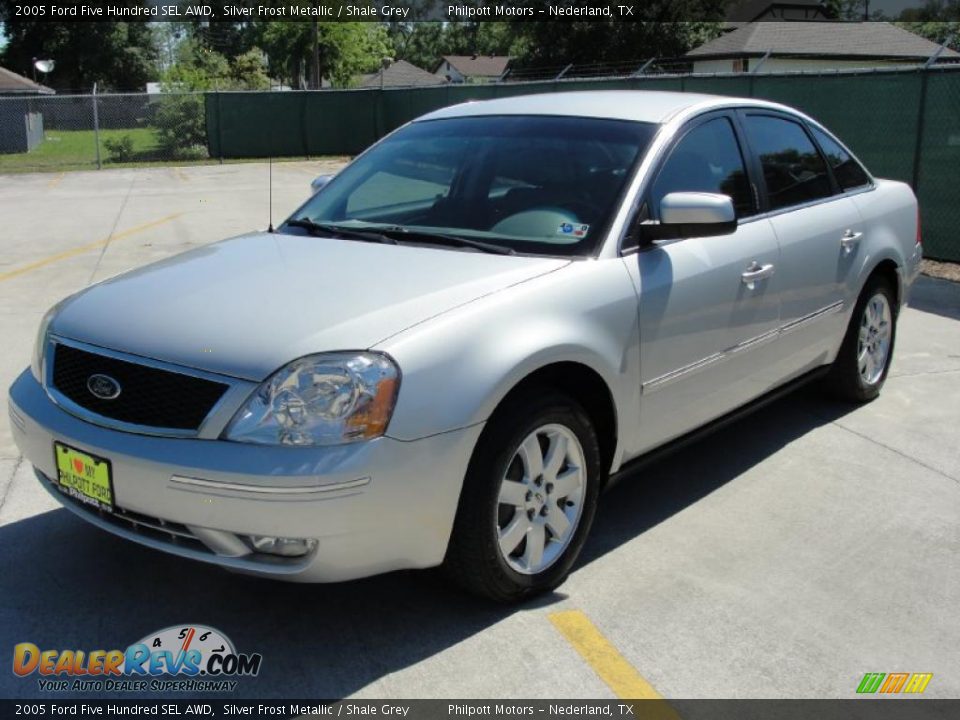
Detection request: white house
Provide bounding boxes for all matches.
[433,55,511,84]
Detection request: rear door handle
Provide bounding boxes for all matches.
[841,230,863,251]
[741,261,775,285]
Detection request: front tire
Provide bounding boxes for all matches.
[444,390,602,602]
[829,276,897,402]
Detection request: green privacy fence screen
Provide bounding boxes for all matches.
[205,66,960,260]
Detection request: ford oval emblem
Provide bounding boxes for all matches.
[87,374,122,400]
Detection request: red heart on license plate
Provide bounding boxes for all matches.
[73,458,84,474]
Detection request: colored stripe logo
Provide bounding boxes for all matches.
[857,672,933,694]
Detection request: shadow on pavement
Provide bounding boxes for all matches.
[908,275,960,321]
[0,386,852,700]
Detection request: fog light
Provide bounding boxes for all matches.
[246,535,317,557]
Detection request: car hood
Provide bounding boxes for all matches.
[51,232,569,381]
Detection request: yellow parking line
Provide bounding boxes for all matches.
[47,173,64,189]
[0,213,181,283]
[549,610,679,715]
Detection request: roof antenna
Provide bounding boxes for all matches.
[267,155,274,233]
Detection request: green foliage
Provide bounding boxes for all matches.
[898,0,960,46]
[159,38,269,91]
[103,134,135,163]
[509,21,723,70]
[0,19,159,92]
[153,93,208,159]
[899,0,960,21]
[386,13,723,75]
[257,21,391,88]
[388,21,526,72]
[230,48,272,90]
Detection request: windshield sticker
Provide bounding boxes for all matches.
[557,223,590,239]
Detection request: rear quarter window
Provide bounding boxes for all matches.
[810,126,872,191]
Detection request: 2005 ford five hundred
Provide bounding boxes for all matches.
[9,91,922,600]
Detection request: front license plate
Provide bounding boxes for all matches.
[53,442,114,512]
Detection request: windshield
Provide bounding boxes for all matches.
[283,115,657,256]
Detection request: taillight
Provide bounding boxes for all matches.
[916,207,923,247]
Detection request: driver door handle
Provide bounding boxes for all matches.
[841,229,863,251]
[741,261,775,285]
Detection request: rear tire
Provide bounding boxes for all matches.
[828,276,897,403]
[444,389,602,602]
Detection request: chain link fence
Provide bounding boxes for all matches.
[1,63,959,259]
[0,91,209,172]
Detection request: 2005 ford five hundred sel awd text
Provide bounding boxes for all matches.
[8,91,922,601]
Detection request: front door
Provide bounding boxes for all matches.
[622,113,782,453]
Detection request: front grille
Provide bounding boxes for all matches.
[51,343,229,431]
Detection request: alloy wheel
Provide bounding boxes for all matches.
[495,424,586,575]
[858,292,892,386]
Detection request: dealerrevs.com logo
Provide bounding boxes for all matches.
[13,625,262,693]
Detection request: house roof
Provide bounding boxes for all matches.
[437,55,511,78]
[688,21,960,60]
[0,66,55,95]
[360,59,446,88]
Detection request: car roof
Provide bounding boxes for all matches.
[415,90,772,125]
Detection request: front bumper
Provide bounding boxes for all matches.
[8,369,482,582]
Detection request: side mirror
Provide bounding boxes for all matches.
[310,174,334,194]
[640,192,737,242]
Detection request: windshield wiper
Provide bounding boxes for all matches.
[378,226,515,255]
[285,218,397,245]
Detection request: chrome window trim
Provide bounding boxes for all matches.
[641,301,844,395]
[43,335,253,439]
[613,102,878,257]
[754,182,876,221]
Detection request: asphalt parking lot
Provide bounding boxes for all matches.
[0,163,958,701]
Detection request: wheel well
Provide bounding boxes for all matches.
[868,259,901,307]
[494,362,618,478]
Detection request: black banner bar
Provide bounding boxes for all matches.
[0,1,931,23]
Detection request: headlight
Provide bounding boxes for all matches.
[31,305,59,383]
[223,352,400,446]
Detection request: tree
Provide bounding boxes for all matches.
[508,21,722,70]
[897,0,960,49]
[175,6,260,61]
[153,38,269,159]
[0,15,160,92]
[388,21,522,72]
[256,21,391,88]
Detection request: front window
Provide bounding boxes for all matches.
[650,116,755,219]
[284,115,657,256]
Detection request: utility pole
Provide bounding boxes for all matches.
[311,17,320,89]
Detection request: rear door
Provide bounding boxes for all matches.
[623,112,782,452]
[738,112,866,373]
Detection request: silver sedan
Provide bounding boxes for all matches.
[8,91,922,601]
